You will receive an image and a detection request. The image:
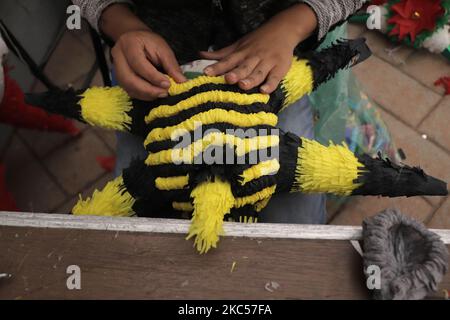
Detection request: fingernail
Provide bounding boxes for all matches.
[240,79,249,86]
[225,73,236,83]
[204,67,212,75]
[160,81,170,88]
[261,85,269,93]
[158,93,168,98]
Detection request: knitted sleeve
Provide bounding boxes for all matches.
[72,0,133,32]
[302,0,366,39]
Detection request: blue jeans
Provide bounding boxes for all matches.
[114,96,326,224]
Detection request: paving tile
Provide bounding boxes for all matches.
[29,80,54,94]
[362,30,413,66]
[427,197,450,229]
[330,195,433,226]
[2,136,66,213]
[53,172,115,214]
[93,128,117,151]
[68,19,91,47]
[69,67,108,91]
[378,108,450,206]
[44,129,113,195]
[18,121,87,158]
[15,71,89,158]
[90,69,105,87]
[43,30,95,88]
[419,96,450,151]
[0,124,14,158]
[353,55,442,127]
[347,23,366,38]
[401,50,450,95]
[69,73,93,91]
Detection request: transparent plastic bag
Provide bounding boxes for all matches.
[310,23,399,161]
[309,23,400,212]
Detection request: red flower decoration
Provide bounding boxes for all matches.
[434,76,450,95]
[388,0,445,42]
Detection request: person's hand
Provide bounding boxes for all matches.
[111,30,187,100]
[200,4,317,94]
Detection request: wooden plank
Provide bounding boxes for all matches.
[1,213,449,299]
[1,212,450,244]
[0,225,371,299]
[0,226,448,300]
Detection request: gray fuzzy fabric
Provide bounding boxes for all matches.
[362,209,449,300]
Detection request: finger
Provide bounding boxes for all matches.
[125,48,171,89]
[239,61,273,90]
[224,56,260,84]
[204,51,246,77]
[123,75,168,101]
[113,49,168,100]
[119,70,168,100]
[199,44,237,60]
[260,65,290,94]
[158,49,187,83]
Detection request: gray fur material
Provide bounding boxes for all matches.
[362,208,449,300]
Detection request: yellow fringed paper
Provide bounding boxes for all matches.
[168,76,226,95]
[234,185,277,208]
[144,109,278,144]
[79,87,132,131]
[145,132,279,166]
[172,201,194,211]
[155,175,190,191]
[254,197,272,212]
[187,177,235,254]
[280,58,314,109]
[146,90,269,123]
[239,216,257,223]
[72,176,135,217]
[239,159,280,186]
[292,138,365,196]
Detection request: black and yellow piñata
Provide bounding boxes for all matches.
[27,39,448,253]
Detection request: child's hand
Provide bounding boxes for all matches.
[101,4,186,101]
[200,4,317,94]
[112,30,186,100]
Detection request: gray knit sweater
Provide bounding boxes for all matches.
[73,0,365,40]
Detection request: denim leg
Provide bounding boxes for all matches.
[112,67,149,177]
[114,132,147,177]
[258,96,327,224]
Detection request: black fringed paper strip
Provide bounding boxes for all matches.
[303,38,372,89]
[25,88,84,122]
[353,153,448,197]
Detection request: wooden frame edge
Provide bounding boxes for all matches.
[0,211,449,244]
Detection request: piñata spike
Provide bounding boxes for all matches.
[291,138,448,197]
[25,86,133,131]
[72,176,135,217]
[186,176,235,254]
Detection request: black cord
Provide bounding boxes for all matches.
[88,25,111,87]
[0,19,57,90]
